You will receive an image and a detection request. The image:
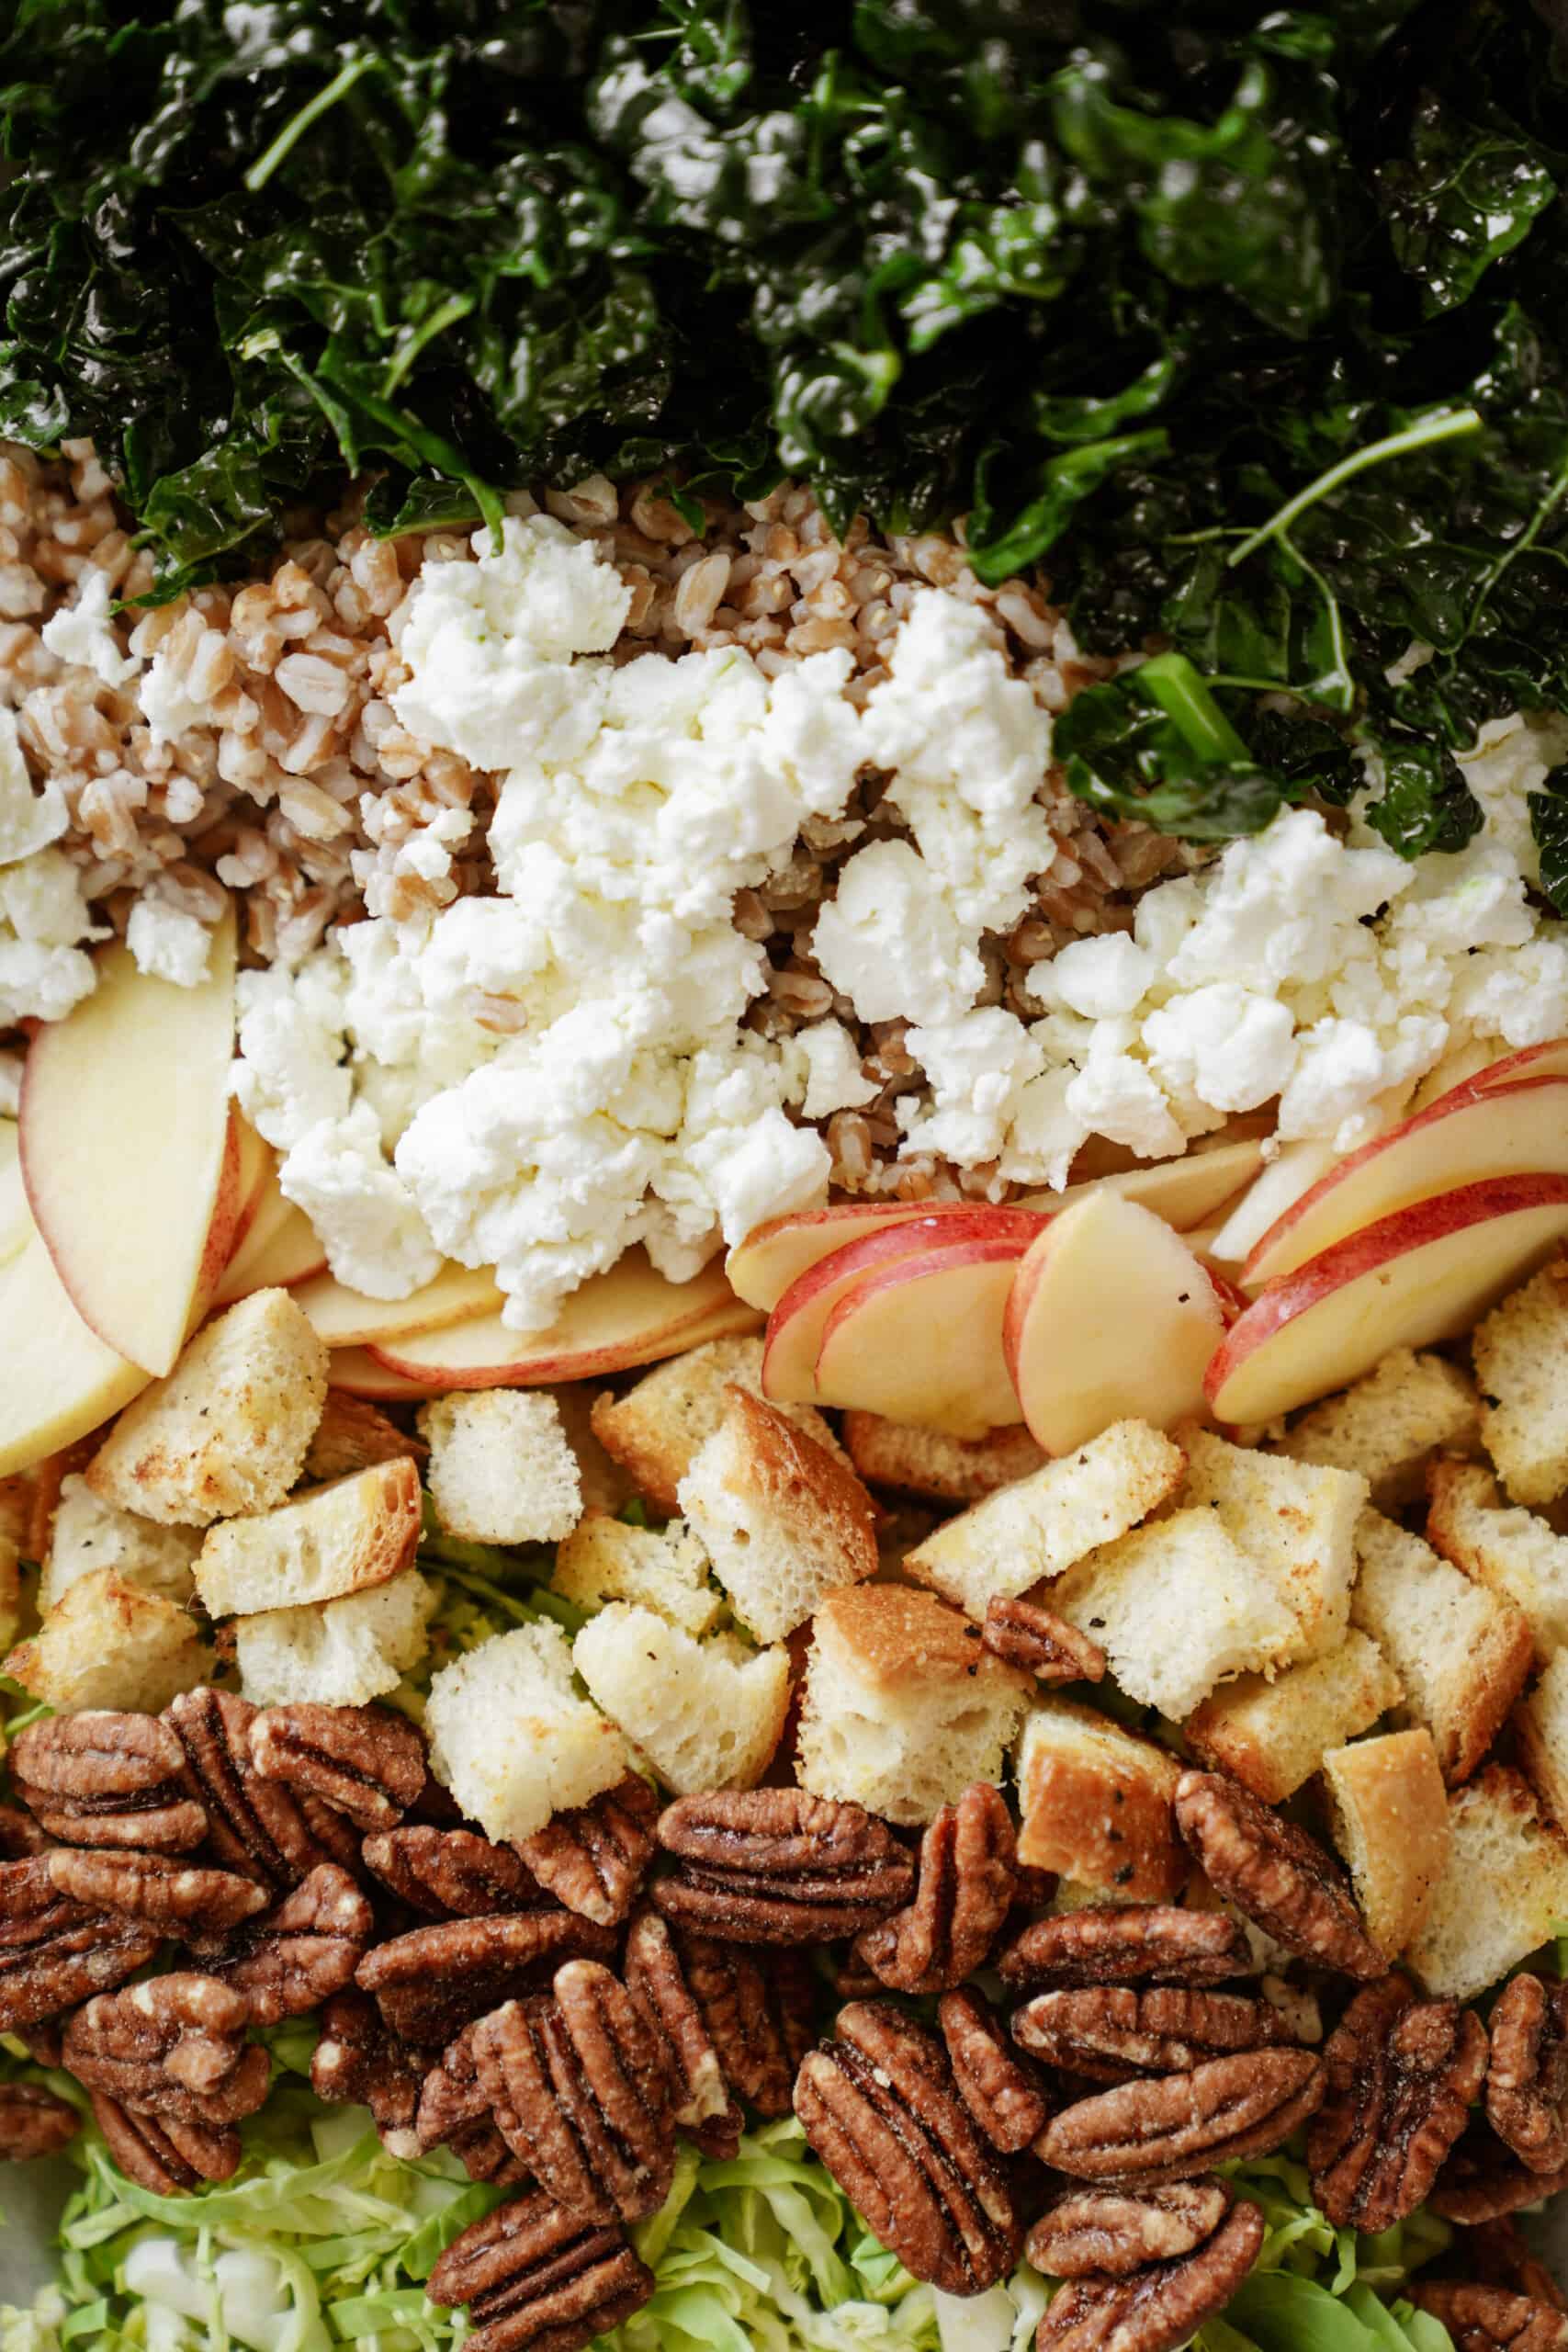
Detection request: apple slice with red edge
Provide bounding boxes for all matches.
[326,1347,434,1402]
[210,1173,327,1306]
[20,906,240,1375]
[227,1114,274,1259]
[1002,1192,1230,1453]
[811,1237,1031,1436]
[291,1261,506,1350]
[1242,1074,1568,1292]
[1454,1039,1568,1092]
[761,1206,1047,1407]
[1209,1172,1568,1426]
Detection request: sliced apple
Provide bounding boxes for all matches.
[19,907,239,1375]
[1001,1193,1228,1453]
[1452,1038,1568,1094]
[1209,1173,1568,1425]
[292,1261,506,1351]
[810,1238,1028,1436]
[326,1347,434,1402]
[367,1250,759,1387]
[1243,1075,1568,1292]
[228,1114,275,1257]
[210,1175,328,1306]
[1042,1138,1267,1234]
[728,1199,997,1311]
[0,1138,149,1476]
[1207,1140,1338,1266]
[761,1207,1048,1407]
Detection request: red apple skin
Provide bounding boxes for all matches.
[811,1236,1029,1430]
[729,1198,995,1307]
[1458,1039,1568,1093]
[187,1112,245,1331]
[369,1272,760,1387]
[327,1347,436,1400]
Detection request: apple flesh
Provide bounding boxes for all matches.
[20,907,239,1375]
[209,1172,327,1306]
[1209,1172,1568,1425]
[1208,1140,1338,1266]
[291,1261,506,1350]
[811,1238,1030,1436]
[1003,1193,1227,1453]
[228,1114,275,1258]
[324,1347,434,1402]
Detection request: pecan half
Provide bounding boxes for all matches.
[311,1991,426,2155]
[249,1702,428,1832]
[1013,1986,1293,2083]
[653,1789,915,1944]
[361,1826,544,1918]
[474,1962,677,2225]
[1027,2180,1234,2280]
[938,1986,1049,2155]
[1432,2129,1568,2222]
[1038,2048,1325,2183]
[855,1783,1015,1996]
[1411,2287,1568,2352]
[1460,2219,1568,2312]
[1487,1974,1568,2175]
[997,1907,1251,1992]
[357,1910,614,2044]
[90,2091,241,2195]
[0,1803,49,1860]
[164,1688,336,1888]
[0,1856,161,2028]
[1174,1770,1382,1979]
[206,1863,374,2024]
[983,1595,1106,1684]
[624,1907,740,2143]
[1307,1973,1488,2233]
[515,1777,659,1928]
[426,2187,655,2352]
[63,1973,271,2126]
[11,1713,206,1853]
[45,1847,267,1937]
[1036,2198,1265,2352]
[0,2083,79,2161]
[674,1928,817,2119]
[416,2019,525,2182]
[795,2001,1021,2296]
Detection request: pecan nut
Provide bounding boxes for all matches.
[1027,2179,1234,2280]
[1486,1974,1568,2175]
[361,1826,544,1918]
[1432,2128,1568,2222]
[795,2001,1021,2296]
[1174,1770,1383,1979]
[997,1906,1252,1993]
[310,1991,426,2155]
[1038,2048,1326,2183]
[516,1776,659,1928]
[474,1962,677,2225]
[414,2019,529,2184]
[164,1688,337,1888]
[63,1973,271,2126]
[357,1910,615,2044]
[0,2083,79,2162]
[90,2091,240,2195]
[206,1863,374,2024]
[1013,1986,1293,2083]
[0,1855,161,2028]
[938,1986,1049,2155]
[1036,2198,1265,2352]
[1307,1973,1487,2233]
[673,1927,817,2120]
[425,2187,655,2352]
[11,1713,206,1853]
[653,1789,915,1945]
[0,1803,49,1860]
[855,1783,1015,1996]
[983,1596,1106,1684]
[1461,2218,1568,2312]
[249,1702,428,1831]
[1410,2287,1568,2352]
[624,1907,740,2143]
[45,1847,268,1937]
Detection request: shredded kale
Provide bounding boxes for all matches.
[5,0,1568,853]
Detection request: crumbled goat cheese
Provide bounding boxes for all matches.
[0,849,96,1027]
[126,899,214,989]
[784,1022,881,1120]
[280,1101,443,1299]
[0,707,67,867]
[39,569,142,691]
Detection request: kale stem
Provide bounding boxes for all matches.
[1135,652,1253,763]
[244,54,376,193]
[1226,407,1483,569]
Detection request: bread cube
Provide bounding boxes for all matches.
[903,1421,1187,1621]
[426,1621,626,1844]
[1427,1459,1568,1660]
[677,1388,877,1642]
[572,1605,790,1794]
[40,1474,199,1611]
[420,1390,581,1545]
[548,1384,634,1516]
[6,1568,211,1713]
[1515,1652,1568,1835]
[552,1510,722,1637]
[1350,1510,1531,1785]
[1320,1729,1449,1962]
[1179,1428,1364,1664]
[1274,1348,1480,1510]
[590,1335,843,1517]
[234,1569,434,1708]
[795,1584,1032,1827]
[841,1413,1046,1504]
[1405,1765,1568,2001]
[1185,1631,1402,1804]
[195,1459,421,1619]
[305,1390,423,1484]
[86,1289,328,1525]
[1472,1256,1568,1506]
[1012,1696,1184,1899]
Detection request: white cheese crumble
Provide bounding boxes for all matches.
[39,569,143,691]
[125,899,214,989]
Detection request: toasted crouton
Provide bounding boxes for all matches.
[1514,1653,1568,1835]
[6,1568,211,1713]
[548,1385,635,1515]
[1320,1729,1449,1961]
[552,1510,722,1637]
[572,1606,791,1794]
[1049,1509,1298,1722]
[1472,1258,1568,1505]
[0,1542,15,1654]
[841,1413,1046,1504]
[589,1335,844,1517]
[234,1569,434,1709]
[1427,1459,1568,1660]
[677,1389,877,1643]
[903,1421,1187,1621]
[86,1289,328,1526]
[1404,1765,1568,2000]
[426,1621,626,1843]
[1350,1509,1531,1785]
[1274,1349,1480,1510]
[1178,1428,1364,1664]
[305,1391,423,1484]
[1185,1632,1402,1804]
[194,1459,421,1619]
[795,1584,1032,1827]
[420,1390,581,1545]
[40,1474,199,1611]
[1012,1696,1184,1899]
